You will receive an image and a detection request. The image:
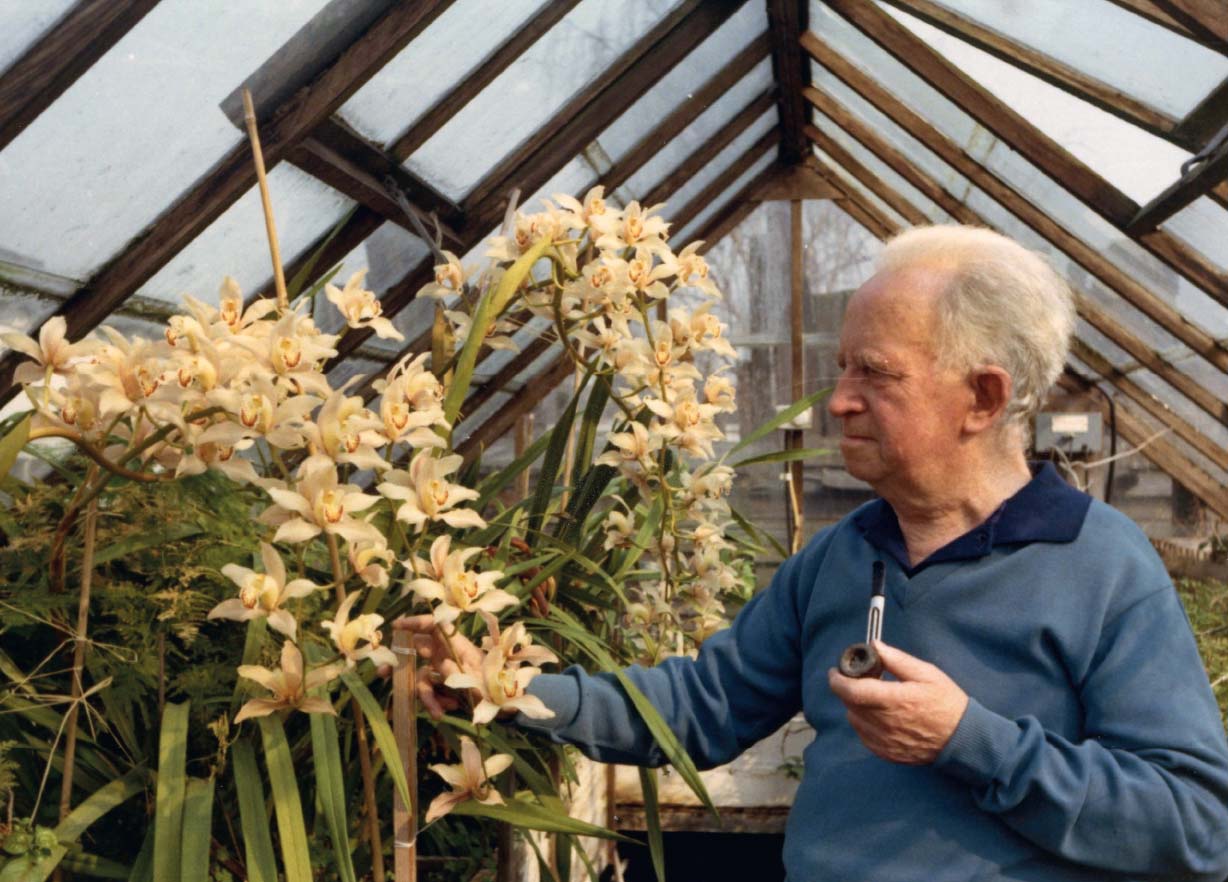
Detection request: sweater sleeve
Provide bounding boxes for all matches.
[515,543,811,770]
[934,585,1228,879]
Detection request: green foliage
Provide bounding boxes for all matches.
[1175,578,1228,724]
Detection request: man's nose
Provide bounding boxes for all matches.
[827,374,863,418]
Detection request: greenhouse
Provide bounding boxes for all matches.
[1,0,1227,880]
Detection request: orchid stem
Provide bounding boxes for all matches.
[57,490,98,823]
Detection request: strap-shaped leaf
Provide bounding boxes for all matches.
[570,379,611,489]
[728,387,830,456]
[728,446,830,469]
[341,671,411,810]
[451,798,635,842]
[153,702,190,882]
[0,413,30,481]
[59,849,130,879]
[729,503,788,560]
[258,716,313,882]
[638,767,666,882]
[179,777,215,882]
[310,702,358,882]
[231,740,277,882]
[476,432,550,508]
[527,374,587,535]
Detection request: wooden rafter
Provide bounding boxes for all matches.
[828,175,1228,513]
[1173,76,1228,148]
[603,33,771,196]
[823,168,902,239]
[1151,0,1228,47]
[765,0,810,162]
[690,166,780,253]
[805,89,978,224]
[802,33,1228,379]
[642,89,777,210]
[1103,0,1228,53]
[810,113,1228,442]
[1061,370,1228,519]
[0,0,162,151]
[821,0,1228,305]
[465,0,749,211]
[671,129,782,237]
[1127,138,1228,233]
[877,0,1186,148]
[806,123,928,225]
[0,0,454,404]
[389,0,584,161]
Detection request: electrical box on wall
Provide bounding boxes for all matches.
[1034,412,1102,455]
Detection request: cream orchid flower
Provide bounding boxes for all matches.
[1,316,95,386]
[321,591,396,669]
[234,640,342,724]
[301,390,389,472]
[703,374,736,412]
[207,542,322,639]
[445,645,554,725]
[206,375,318,450]
[261,459,383,545]
[419,250,474,300]
[595,422,660,473]
[425,736,513,823]
[477,610,557,668]
[552,185,608,229]
[348,539,393,589]
[373,352,448,447]
[591,201,670,254]
[325,270,404,340]
[405,536,517,625]
[378,451,484,532]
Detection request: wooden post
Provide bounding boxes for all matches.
[515,414,533,500]
[392,633,417,882]
[786,199,806,553]
[241,89,288,311]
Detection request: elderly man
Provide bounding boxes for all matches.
[401,226,1228,881]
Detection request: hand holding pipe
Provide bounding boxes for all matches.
[838,560,885,679]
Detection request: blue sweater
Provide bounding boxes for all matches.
[521,466,1228,880]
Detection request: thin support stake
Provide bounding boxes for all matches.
[392,634,418,882]
[242,88,289,311]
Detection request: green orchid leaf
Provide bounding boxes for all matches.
[309,701,358,882]
[728,447,830,469]
[0,413,30,482]
[153,702,190,882]
[231,740,278,882]
[451,798,636,842]
[341,670,412,809]
[639,768,666,882]
[258,716,313,882]
[728,387,830,456]
[179,777,215,882]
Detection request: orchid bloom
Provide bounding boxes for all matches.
[445,645,554,725]
[207,542,321,639]
[378,451,485,532]
[406,536,517,625]
[321,591,396,669]
[591,201,670,254]
[1,316,95,386]
[234,640,342,724]
[374,352,448,447]
[595,422,660,473]
[262,459,384,545]
[425,736,513,823]
[325,270,404,340]
[348,539,393,589]
[477,611,557,668]
[419,251,473,300]
[303,390,389,472]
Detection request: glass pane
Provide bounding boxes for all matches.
[805,15,1228,342]
[139,164,355,306]
[405,0,683,201]
[1133,369,1228,451]
[674,149,777,245]
[0,0,77,72]
[598,1,770,162]
[617,60,774,202]
[339,0,547,147]
[1160,197,1228,273]
[650,109,776,220]
[326,356,387,395]
[910,0,1228,120]
[0,0,334,280]
[0,288,58,359]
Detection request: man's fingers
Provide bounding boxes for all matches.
[872,641,939,683]
[828,667,897,709]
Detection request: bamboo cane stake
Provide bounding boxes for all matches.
[242,88,289,311]
[326,532,386,882]
[392,634,418,882]
[57,493,98,823]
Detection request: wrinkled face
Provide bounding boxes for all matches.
[828,266,972,498]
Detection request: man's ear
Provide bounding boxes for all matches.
[964,366,1012,435]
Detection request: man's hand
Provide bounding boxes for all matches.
[827,641,969,764]
[392,614,483,720]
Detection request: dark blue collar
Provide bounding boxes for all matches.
[853,462,1093,576]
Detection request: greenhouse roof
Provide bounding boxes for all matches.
[0,0,1226,512]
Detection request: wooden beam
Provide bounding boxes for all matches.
[805,89,978,224]
[1172,75,1228,148]
[1070,337,1228,471]
[751,157,842,201]
[691,170,776,253]
[1151,0,1228,47]
[821,0,1228,305]
[389,0,583,161]
[1127,138,1228,233]
[466,0,749,211]
[1061,369,1228,519]
[802,32,1228,375]
[765,0,810,162]
[670,129,781,236]
[805,123,928,225]
[822,132,1228,434]
[0,0,162,151]
[603,33,771,196]
[0,0,454,403]
[877,0,1185,148]
[457,354,573,461]
[642,89,777,209]
[822,166,903,238]
[1103,0,1228,52]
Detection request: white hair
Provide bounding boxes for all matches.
[877,225,1075,430]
